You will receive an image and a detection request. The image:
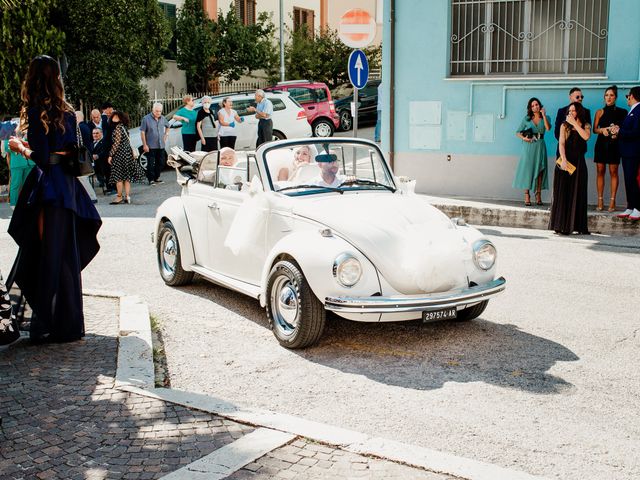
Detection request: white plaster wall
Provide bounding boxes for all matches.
[143,60,188,99]
[394,151,604,205]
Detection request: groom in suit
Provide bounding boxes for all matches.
[554,87,592,156]
[613,86,640,220]
[90,128,114,194]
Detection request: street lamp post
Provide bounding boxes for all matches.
[279,0,285,82]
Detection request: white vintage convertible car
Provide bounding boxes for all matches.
[153,138,506,349]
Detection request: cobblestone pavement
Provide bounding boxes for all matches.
[0,296,253,480]
[0,295,455,480]
[227,438,459,480]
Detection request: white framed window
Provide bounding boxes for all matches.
[450,0,609,76]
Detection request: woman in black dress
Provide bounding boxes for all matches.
[7,55,102,343]
[593,86,627,211]
[549,102,591,235]
[107,111,146,205]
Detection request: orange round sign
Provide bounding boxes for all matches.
[338,9,376,49]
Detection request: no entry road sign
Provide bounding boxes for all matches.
[348,50,369,90]
[338,8,376,49]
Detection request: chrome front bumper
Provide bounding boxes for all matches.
[324,277,506,314]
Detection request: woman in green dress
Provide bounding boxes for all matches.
[513,97,551,205]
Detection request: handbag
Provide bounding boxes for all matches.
[64,125,95,177]
[555,157,576,175]
[123,129,139,160]
[519,127,535,139]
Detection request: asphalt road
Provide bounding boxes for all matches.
[1,141,639,480]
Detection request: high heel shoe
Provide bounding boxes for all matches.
[125,196,131,204]
[109,196,124,205]
[535,190,542,206]
[596,196,604,211]
[608,197,616,212]
[524,192,531,206]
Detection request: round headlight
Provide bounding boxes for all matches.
[473,240,497,270]
[333,253,362,287]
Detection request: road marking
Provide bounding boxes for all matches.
[160,428,294,479]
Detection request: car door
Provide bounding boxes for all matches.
[358,84,378,122]
[287,87,316,123]
[182,152,219,268]
[206,158,265,284]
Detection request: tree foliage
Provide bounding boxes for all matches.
[0,0,65,115]
[210,9,277,83]
[272,26,382,90]
[175,0,215,92]
[55,0,170,115]
[176,3,277,90]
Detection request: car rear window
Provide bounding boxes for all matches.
[315,88,328,102]
[272,99,286,111]
[288,87,314,104]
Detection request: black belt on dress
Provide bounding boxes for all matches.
[49,153,69,165]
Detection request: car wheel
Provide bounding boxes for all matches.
[138,150,148,172]
[455,300,488,322]
[339,110,353,131]
[312,119,334,137]
[272,130,286,141]
[266,260,326,349]
[157,221,194,286]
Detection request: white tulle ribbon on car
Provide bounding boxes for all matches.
[224,176,270,256]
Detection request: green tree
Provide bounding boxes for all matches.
[0,0,65,115]
[210,8,277,83]
[56,0,170,116]
[273,26,382,90]
[175,0,215,91]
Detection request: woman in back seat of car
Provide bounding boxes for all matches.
[277,145,315,181]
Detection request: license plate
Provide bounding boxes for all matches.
[422,308,457,322]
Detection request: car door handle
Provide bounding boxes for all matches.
[307,106,316,110]
[208,202,220,211]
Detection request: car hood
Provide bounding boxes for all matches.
[293,193,470,294]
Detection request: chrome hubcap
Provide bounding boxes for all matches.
[160,231,177,278]
[315,122,332,137]
[271,276,299,335]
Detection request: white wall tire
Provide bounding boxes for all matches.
[157,221,194,286]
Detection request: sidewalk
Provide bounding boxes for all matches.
[421,194,640,236]
[3,294,548,480]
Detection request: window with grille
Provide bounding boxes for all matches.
[293,7,315,37]
[450,0,609,76]
[235,0,256,25]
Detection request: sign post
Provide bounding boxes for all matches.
[347,50,369,139]
[339,9,375,139]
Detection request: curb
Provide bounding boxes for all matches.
[89,289,551,480]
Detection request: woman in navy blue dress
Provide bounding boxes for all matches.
[8,56,102,343]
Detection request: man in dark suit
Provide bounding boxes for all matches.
[100,102,114,150]
[612,86,640,220]
[555,87,592,156]
[75,111,92,147]
[89,128,114,194]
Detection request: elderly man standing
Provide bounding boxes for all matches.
[247,89,273,148]
[140,102,170,185]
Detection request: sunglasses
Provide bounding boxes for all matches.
[626,94,631,99]
[575,95,584,100]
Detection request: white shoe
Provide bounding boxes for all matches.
[617,209,633,218]
[629,209,640,221]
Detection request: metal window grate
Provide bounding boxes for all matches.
[450,0,609,76]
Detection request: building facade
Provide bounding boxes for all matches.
[381,0,640,203]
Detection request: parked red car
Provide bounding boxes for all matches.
[266,80,340,137]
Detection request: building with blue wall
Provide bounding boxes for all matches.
[381,0,640,203]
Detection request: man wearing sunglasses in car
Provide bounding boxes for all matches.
[554,87,592,156]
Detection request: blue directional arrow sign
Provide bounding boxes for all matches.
[348,49,369,90]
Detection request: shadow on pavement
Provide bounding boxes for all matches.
[178,280,578,395]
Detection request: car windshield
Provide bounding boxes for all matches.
[264,140,396,195]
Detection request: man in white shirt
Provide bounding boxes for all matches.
[309,153,346,188]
